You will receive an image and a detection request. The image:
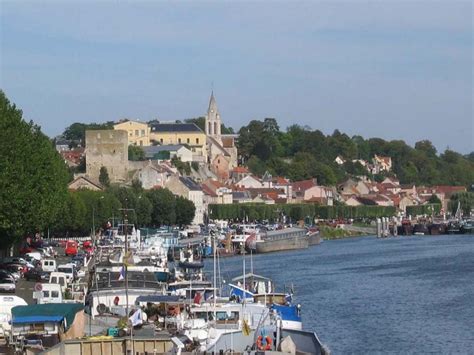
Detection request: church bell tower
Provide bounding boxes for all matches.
[205,91,222,143]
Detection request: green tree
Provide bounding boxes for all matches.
[0,91,70,249]
[428,194,441,204]
[99,166,110,187]
[146,188,177,226]
[128,145,146,161]
[175,196,196,226]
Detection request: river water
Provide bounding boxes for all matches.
[205,234,474,354]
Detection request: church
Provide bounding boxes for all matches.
[205,92,238,181]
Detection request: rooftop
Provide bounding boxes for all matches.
[150,123,203,133]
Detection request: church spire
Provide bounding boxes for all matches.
[205,91,221,138]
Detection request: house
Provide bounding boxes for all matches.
[399,195,419,214]
[232,191,252,204]
[272,176,293,202]
[231,166,251,183]
[132,162,166,190]
[235,175,263,189]
[292,179,334,205]
[371,155,392,174]
[68,176,103,191]
[61,148,85,168]
[202,179,233,204]
[55,139,71,152]
[334,156,345,165]
[114,119,150,146]
[142,145,193,162]
[417,185,467,211]
[338,178,370,196]
[149,122,207,161]
[165,175,204,225]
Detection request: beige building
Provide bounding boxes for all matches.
[165,175,204,225]
[149,123,207,161]
[114,119,150,146]
[85,130,129,183]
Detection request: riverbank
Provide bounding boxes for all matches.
[318,225,368,240]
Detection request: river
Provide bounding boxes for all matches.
[205,234,474,354]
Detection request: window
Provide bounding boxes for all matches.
[187,138,190,144]
[178,138,181,144]
[141,129,145,136]
[139,140,143,146]
[160,139,163,144]
[135,130,139,136]
[196,138,199,144]
[51,291,59,298]
[208,122,212,135]
[43,291,50,297]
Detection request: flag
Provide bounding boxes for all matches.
[242,319,251,336]
[118,266,125,281]
[129,309,143,327]
[193,291,202,304]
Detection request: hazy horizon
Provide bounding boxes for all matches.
[1,1,472,153]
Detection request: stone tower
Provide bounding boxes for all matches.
[205,91,222,143]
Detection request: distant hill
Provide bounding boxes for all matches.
[236,118,474,187]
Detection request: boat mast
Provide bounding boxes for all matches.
[213,234,216,318]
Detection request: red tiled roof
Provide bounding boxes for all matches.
[202,184,218,197]
[274,176,290,185]
[232,166,249,174]
[222,137,234,148]
[292,179,317,192]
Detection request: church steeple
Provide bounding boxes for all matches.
[205,91,221,139]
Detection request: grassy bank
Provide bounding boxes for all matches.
[319,225,365,240]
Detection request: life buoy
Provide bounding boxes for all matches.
[256,335,272,351]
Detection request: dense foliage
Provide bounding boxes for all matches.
[51,186,196,237]
[128,145,146,161]
[62,121,114,145]
[209,203,396,221]
[449,192,474,215]
[0,91,70,249]
[238,119,474,186]
[405,204,441,217]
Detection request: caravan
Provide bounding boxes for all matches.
[0,295,27,338]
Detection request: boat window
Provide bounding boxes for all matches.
[51,291,59,298]
[43,291,50,297]
[51,277,57,283]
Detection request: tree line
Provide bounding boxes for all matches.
[237,118,474,187]
[209,203,396,222]
[52,186,195,238]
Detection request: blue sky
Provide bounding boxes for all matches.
[0,1,472,153]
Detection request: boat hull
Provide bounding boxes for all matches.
[256,235,308,253]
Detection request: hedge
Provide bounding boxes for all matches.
[405,203,441,217]
[209,203,396,221]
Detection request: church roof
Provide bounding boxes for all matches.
[207,136,231,157]
[208,91,219,115]
[150,123,203,133]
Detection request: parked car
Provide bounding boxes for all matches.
[65,240,78,257]
[24,268,50,282]
[0,270,17,283]
[0,277,16,293]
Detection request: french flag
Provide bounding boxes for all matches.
[118,266,125,281]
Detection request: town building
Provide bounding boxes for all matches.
[165,175,204,225]
[114,119,150,146]
[68,176,103,191]
[142,145,193,162]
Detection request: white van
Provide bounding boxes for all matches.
[41,259,57,273]
[33,283,63,304]
[0,295,27,338]
[49,272,68,292]
[57,263,76,284]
